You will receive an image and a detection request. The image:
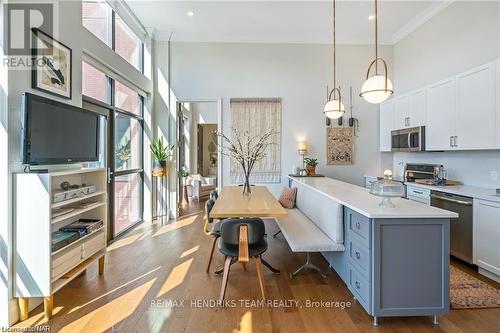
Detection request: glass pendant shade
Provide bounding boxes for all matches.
[323,98,345,119]
[360,74,393,104]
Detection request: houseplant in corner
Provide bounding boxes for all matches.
[150,138,174,177]
[304,157,319,176]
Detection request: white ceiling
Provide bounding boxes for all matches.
[125,1,449,44]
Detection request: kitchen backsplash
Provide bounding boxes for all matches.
[391,151,500,189]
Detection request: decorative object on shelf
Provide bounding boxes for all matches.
[323,0,345,119]
[218,128,278,195]
[304,157,319,176]
[31,28,72,99]
[327,127,354,165]
[52,184,97,203]
[298,141,307,173]
[359,0,393,104]
[150,138,175,177]
[347,86,360,137]
[370,174,405,207]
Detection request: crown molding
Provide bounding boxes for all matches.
[391,0,455,45]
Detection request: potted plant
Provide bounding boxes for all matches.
[304,157,319,176]
[180,168,191,203]
[116,142,131,170]
[150,138,174,176]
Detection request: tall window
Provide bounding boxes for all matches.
[82,65,144,238]
[82,62,110,103]
[82,0,112,45]
[114,13,142,71]
[82,0,143,72]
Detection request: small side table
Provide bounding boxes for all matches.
[152,174,168,223]
[288,174,325,187]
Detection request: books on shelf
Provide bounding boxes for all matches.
[52,231,80,252]
[60,219,104,236]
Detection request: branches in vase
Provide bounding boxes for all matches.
[217,128,278,194]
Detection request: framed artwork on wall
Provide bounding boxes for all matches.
[31,28,72,99]
[326,127,354,165]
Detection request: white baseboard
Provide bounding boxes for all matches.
[479,267,500,283]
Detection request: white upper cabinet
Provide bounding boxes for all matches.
[394,95,410,129]
[393,90,426,129]
[426,78,456,151]
[408,89,426,127]
[455,62,496,150]
[379,100,394,152]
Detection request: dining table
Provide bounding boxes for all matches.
[210,185,288,274]
[210,186,288,219]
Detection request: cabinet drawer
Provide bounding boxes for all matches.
[52,249,81,279]
[406,186,430,200]
[407,195,430,205]
[347,210,370,246]
[349,265,370,306]
[349,240,370,274]
[82,231,105,259]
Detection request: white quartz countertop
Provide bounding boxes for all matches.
[289,176,458,219]
[405,182,500,203]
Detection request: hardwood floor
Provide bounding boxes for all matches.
[179,198,207,217]
[14,211,500,333]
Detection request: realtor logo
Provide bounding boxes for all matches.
[3,2,54,55]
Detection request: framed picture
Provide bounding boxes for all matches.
[31,28,72,99]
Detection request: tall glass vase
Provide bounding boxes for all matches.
[242,174,252,196]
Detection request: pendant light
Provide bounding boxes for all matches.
[324,0,345,119]
[360,0,393,104]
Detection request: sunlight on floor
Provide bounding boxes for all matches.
[153,215,199,238]
[233,311,253,333]
[107,231,144,252]
[156,259,193,298]
[60,278,156,333]
[180,245,199,258]
[68,266,162,315]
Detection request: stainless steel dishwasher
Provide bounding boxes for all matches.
[430,191,473,264]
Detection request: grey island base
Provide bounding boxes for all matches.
[288,176,458,325]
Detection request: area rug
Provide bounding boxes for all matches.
[450,265,500,309]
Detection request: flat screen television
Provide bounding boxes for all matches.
[22,93,100,165]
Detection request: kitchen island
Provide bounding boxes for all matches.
[288,176,458,325]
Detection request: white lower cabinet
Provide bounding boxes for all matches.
[473,199,500,280]
[406,185,430,205]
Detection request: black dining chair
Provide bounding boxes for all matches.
[210,190,218,201]
[204,199,222,273]
[218,218,267,301]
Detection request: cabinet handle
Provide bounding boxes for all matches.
[355,281,361,289]
[450,136,453,147]
[413,190,424,195]
[355,252,361,259]
[355,222,361,229]
[454,136,458,147]
[407,117,410,126]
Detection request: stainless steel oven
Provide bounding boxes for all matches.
[391,126,425,152]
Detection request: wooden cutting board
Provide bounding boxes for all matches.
[415,179,461,186]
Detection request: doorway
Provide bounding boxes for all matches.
[176,100,222,218]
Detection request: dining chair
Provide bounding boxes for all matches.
[218,218,267,301]
[210,190,218,201]
[204,199,221,273]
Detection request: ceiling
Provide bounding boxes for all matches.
[126,1,448,44]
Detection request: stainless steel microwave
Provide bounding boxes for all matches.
[391,126,425,152]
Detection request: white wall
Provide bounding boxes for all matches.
[3,0,152,325]
[168,42,392,195]
[391,1,500,189]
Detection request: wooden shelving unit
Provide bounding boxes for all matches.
[15,168,107,320]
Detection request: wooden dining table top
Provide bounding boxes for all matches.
[210,186,288,219]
